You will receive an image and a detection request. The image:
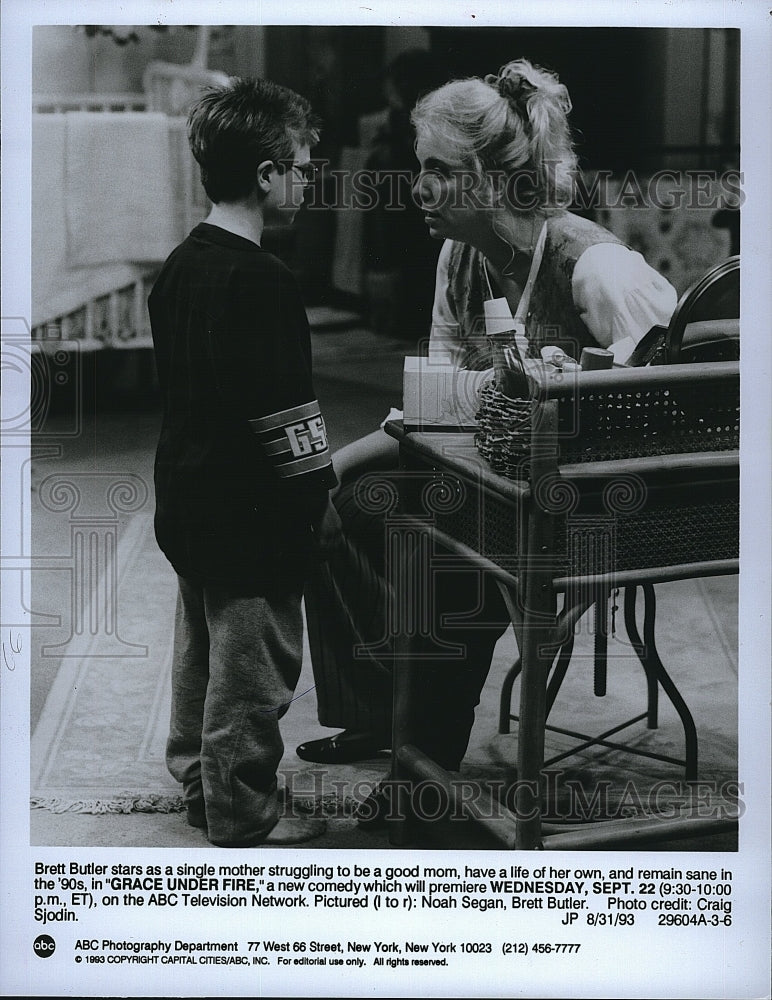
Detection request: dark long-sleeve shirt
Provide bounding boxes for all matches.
[149,223,337,592]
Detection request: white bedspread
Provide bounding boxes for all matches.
[64,111,177,266]
[32,112,193,327]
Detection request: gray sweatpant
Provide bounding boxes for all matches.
[166,574,304,846]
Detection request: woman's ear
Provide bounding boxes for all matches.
[255,159,275,196]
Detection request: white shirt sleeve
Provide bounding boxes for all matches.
[428,239,466,367]
[572,243,678,363]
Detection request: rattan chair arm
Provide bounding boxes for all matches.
[533,360,739,400]
[557,451,739,479]
[553,559,738,591]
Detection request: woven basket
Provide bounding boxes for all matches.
[474,380,532,480]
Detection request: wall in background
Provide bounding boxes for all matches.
[658,28,739,169]
[32,25,266,96]
[33,24,739,170]
[426,26,739,172]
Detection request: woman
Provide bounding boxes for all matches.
[415,58,676,370]
[298,59,677,801]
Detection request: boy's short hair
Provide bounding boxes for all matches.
[187,77,320,204]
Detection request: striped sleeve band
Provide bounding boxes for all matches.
[249,399,332,478]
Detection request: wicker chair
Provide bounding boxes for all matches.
[492,257,740,785]
[386,354,739,849]
[494,357,739,777]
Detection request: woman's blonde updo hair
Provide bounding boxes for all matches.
[411,58,577,209]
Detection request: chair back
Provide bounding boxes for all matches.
[666,256,740,364]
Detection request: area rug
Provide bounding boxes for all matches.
[30,513,385,820]
[31,512,739,834]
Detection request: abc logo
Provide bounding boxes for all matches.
[33,934,56,958]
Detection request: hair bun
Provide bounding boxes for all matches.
[498,70,536,105]
[485,68,538,131]
[486,62,572,124]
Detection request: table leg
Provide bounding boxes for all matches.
[389,628,418,846]
[514,607,555,850]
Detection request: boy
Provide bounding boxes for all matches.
[148,78,339,846]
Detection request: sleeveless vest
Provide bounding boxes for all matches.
[445,211,624,366]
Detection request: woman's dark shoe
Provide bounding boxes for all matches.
[296,730,390,764]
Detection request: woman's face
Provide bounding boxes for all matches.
[412,131,491,245]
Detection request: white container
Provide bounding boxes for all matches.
[402,357,491,430]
